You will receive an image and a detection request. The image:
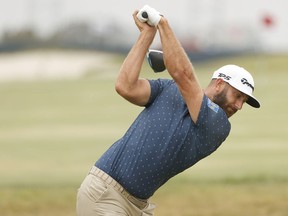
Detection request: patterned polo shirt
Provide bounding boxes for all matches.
[96,79,231,199]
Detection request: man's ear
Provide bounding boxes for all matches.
[214,78,226,92]
[205,79,226,98]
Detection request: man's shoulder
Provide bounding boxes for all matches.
[198,95,231,132]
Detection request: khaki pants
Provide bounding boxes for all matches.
[76,166,155,216]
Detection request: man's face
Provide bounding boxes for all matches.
[213,83,248,118]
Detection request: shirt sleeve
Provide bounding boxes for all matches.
[145,79,174,107]
[195,95,231,156]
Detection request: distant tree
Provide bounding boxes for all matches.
[2,28,40,44]
[0,28,41,51]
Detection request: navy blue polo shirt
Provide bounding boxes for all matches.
[96,79,231,199]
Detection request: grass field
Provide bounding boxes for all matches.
[0,52,288,215]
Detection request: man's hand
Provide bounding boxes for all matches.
[133,10,157,34]
[136,5,162,27]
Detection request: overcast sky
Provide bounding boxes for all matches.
[0,0,284,33]
[0,0,287,51]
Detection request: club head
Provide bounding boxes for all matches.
[146,49,166,73]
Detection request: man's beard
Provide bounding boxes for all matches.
[212,86,235,117]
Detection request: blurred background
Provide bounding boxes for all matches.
[1,0,287,54]
[0,0,287,216]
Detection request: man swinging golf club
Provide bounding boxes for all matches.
[77,5,260,216]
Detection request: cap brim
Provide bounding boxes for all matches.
[227,80,260,108]
[247,95,260,108]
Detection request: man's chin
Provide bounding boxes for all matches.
[223,108,237,118]
[227,113,233,118]
[227,110,237,118]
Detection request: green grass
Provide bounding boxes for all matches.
[0,53,288,215]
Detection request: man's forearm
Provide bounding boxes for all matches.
[157,18,197,83]
[115,22,156,106]
[117,31,155,87]
[157,17,203,123]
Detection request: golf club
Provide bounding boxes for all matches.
[146,49,166,73]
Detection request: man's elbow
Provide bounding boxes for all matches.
[115,79,133,99]
[115,79,126,96]
[171,67,192,83]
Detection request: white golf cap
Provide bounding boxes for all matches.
[212,65,260,108]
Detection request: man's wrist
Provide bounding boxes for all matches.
[140,29,156,41]
[157,16,167,29]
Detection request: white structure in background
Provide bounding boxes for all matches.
[175,0,288,53]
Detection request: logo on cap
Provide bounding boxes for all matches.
[241,78,254,91]
[218,73,231,80]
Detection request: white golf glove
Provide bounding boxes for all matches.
[136,5,162,27]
